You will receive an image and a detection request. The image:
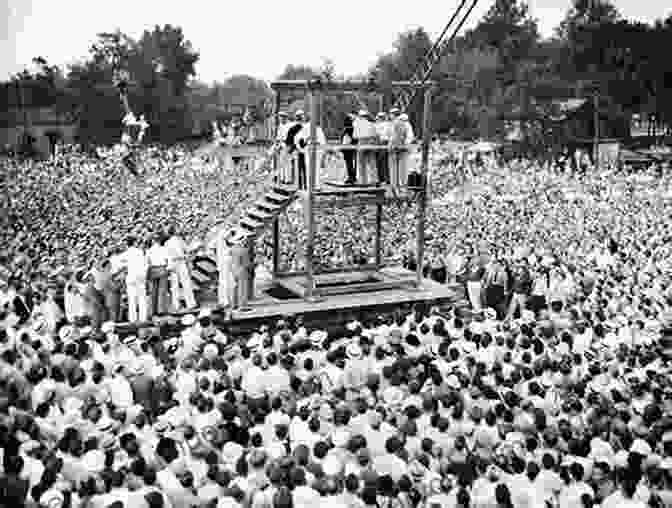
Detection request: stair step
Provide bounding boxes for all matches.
[273,184,297,196]
[256,199,283,212]
[240,217,265,231]
[249,208,274,222]
[266,191,293,203]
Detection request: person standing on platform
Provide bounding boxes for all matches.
[296,112,326,189]
[393,113,415,187]
[466,252,486,312]
[119,235,148,323]
[165,226,197,311]
[146,233,170,317]
[353,110,377,184]
[276,112,294,184]
[375,112,391,184]
[285,110,305,187]
[341,114,357,185]
[212,228,236,310]
[230,230,251,311]
[388,108,402,186]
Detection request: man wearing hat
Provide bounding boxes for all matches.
[284,110,306,187]
[229,229,252,312]
[375,112,391,184]
[353,110,377,184]
[276,112,295,184]
[389,110,414,188]
[295,111,327,190]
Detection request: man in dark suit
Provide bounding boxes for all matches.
[286,110,306,188]
[341,114,357,184]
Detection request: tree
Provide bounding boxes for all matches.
[465,0,539,66]
[132,24,199,97]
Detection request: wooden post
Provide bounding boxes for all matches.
[593,92,599,168]
[247,240,255,302]
[305,82,319,301]
[273,218,280,278]
[375,202,383,269]
[416,86,433,289]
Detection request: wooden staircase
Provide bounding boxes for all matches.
[237,184,298,238]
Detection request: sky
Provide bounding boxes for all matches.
[1,0,671,85]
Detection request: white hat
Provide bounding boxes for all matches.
[295,109,305,117]
[660,458,672,470]
[59,325,75,342]
[123,335,138,347]
[79,326,93,337]
[82,450,106,473]
[346,343,362,360]
[309,330,327,345]
[630,439,652,456]
[322,454,343,476]
[199,308,212,319]
[181,314,196,326]
[40,489,65,508]
[32,316,48,335]
[203,343,219,360]
[613,450,630,468]
[101,322,115,334]
[399,113,409,121]
[358,109,369,117]
[332,429,350,448]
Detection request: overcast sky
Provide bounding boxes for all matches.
[2,0,670,84]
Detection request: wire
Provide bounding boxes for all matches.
[398,0,480,112]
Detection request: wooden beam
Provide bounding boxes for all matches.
[305,90,318,301]
[271,80,437,93]
[416,86,433,289]
[375,202,383,269]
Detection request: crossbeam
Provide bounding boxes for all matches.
[270,80,436,93]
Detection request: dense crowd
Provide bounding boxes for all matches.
[3,144,672,508]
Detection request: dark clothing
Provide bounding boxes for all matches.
[511,268,532,295]
[376,150,389,183]
[0,475,29,507]
[285,124,303,152]
[341,121,357,184]
[131,374,158,416]
[297,153,307,189]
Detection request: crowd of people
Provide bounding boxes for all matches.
[3,141,672,508]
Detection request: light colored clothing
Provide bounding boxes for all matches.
[166,235,196,310]
[147,244,169,267]
[216,235,236,307]
[121,247,148,283]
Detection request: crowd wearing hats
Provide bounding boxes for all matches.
[4,141,672,508]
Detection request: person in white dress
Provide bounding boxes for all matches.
[165,226,197,311]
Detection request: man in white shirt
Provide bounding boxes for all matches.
[295,113,327,189]
[147,234,170,316]
[165,226,197,311]
[375,112,392,183]
[353,110,377,184]
[276,112,295,184]
[119,236,148,322]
